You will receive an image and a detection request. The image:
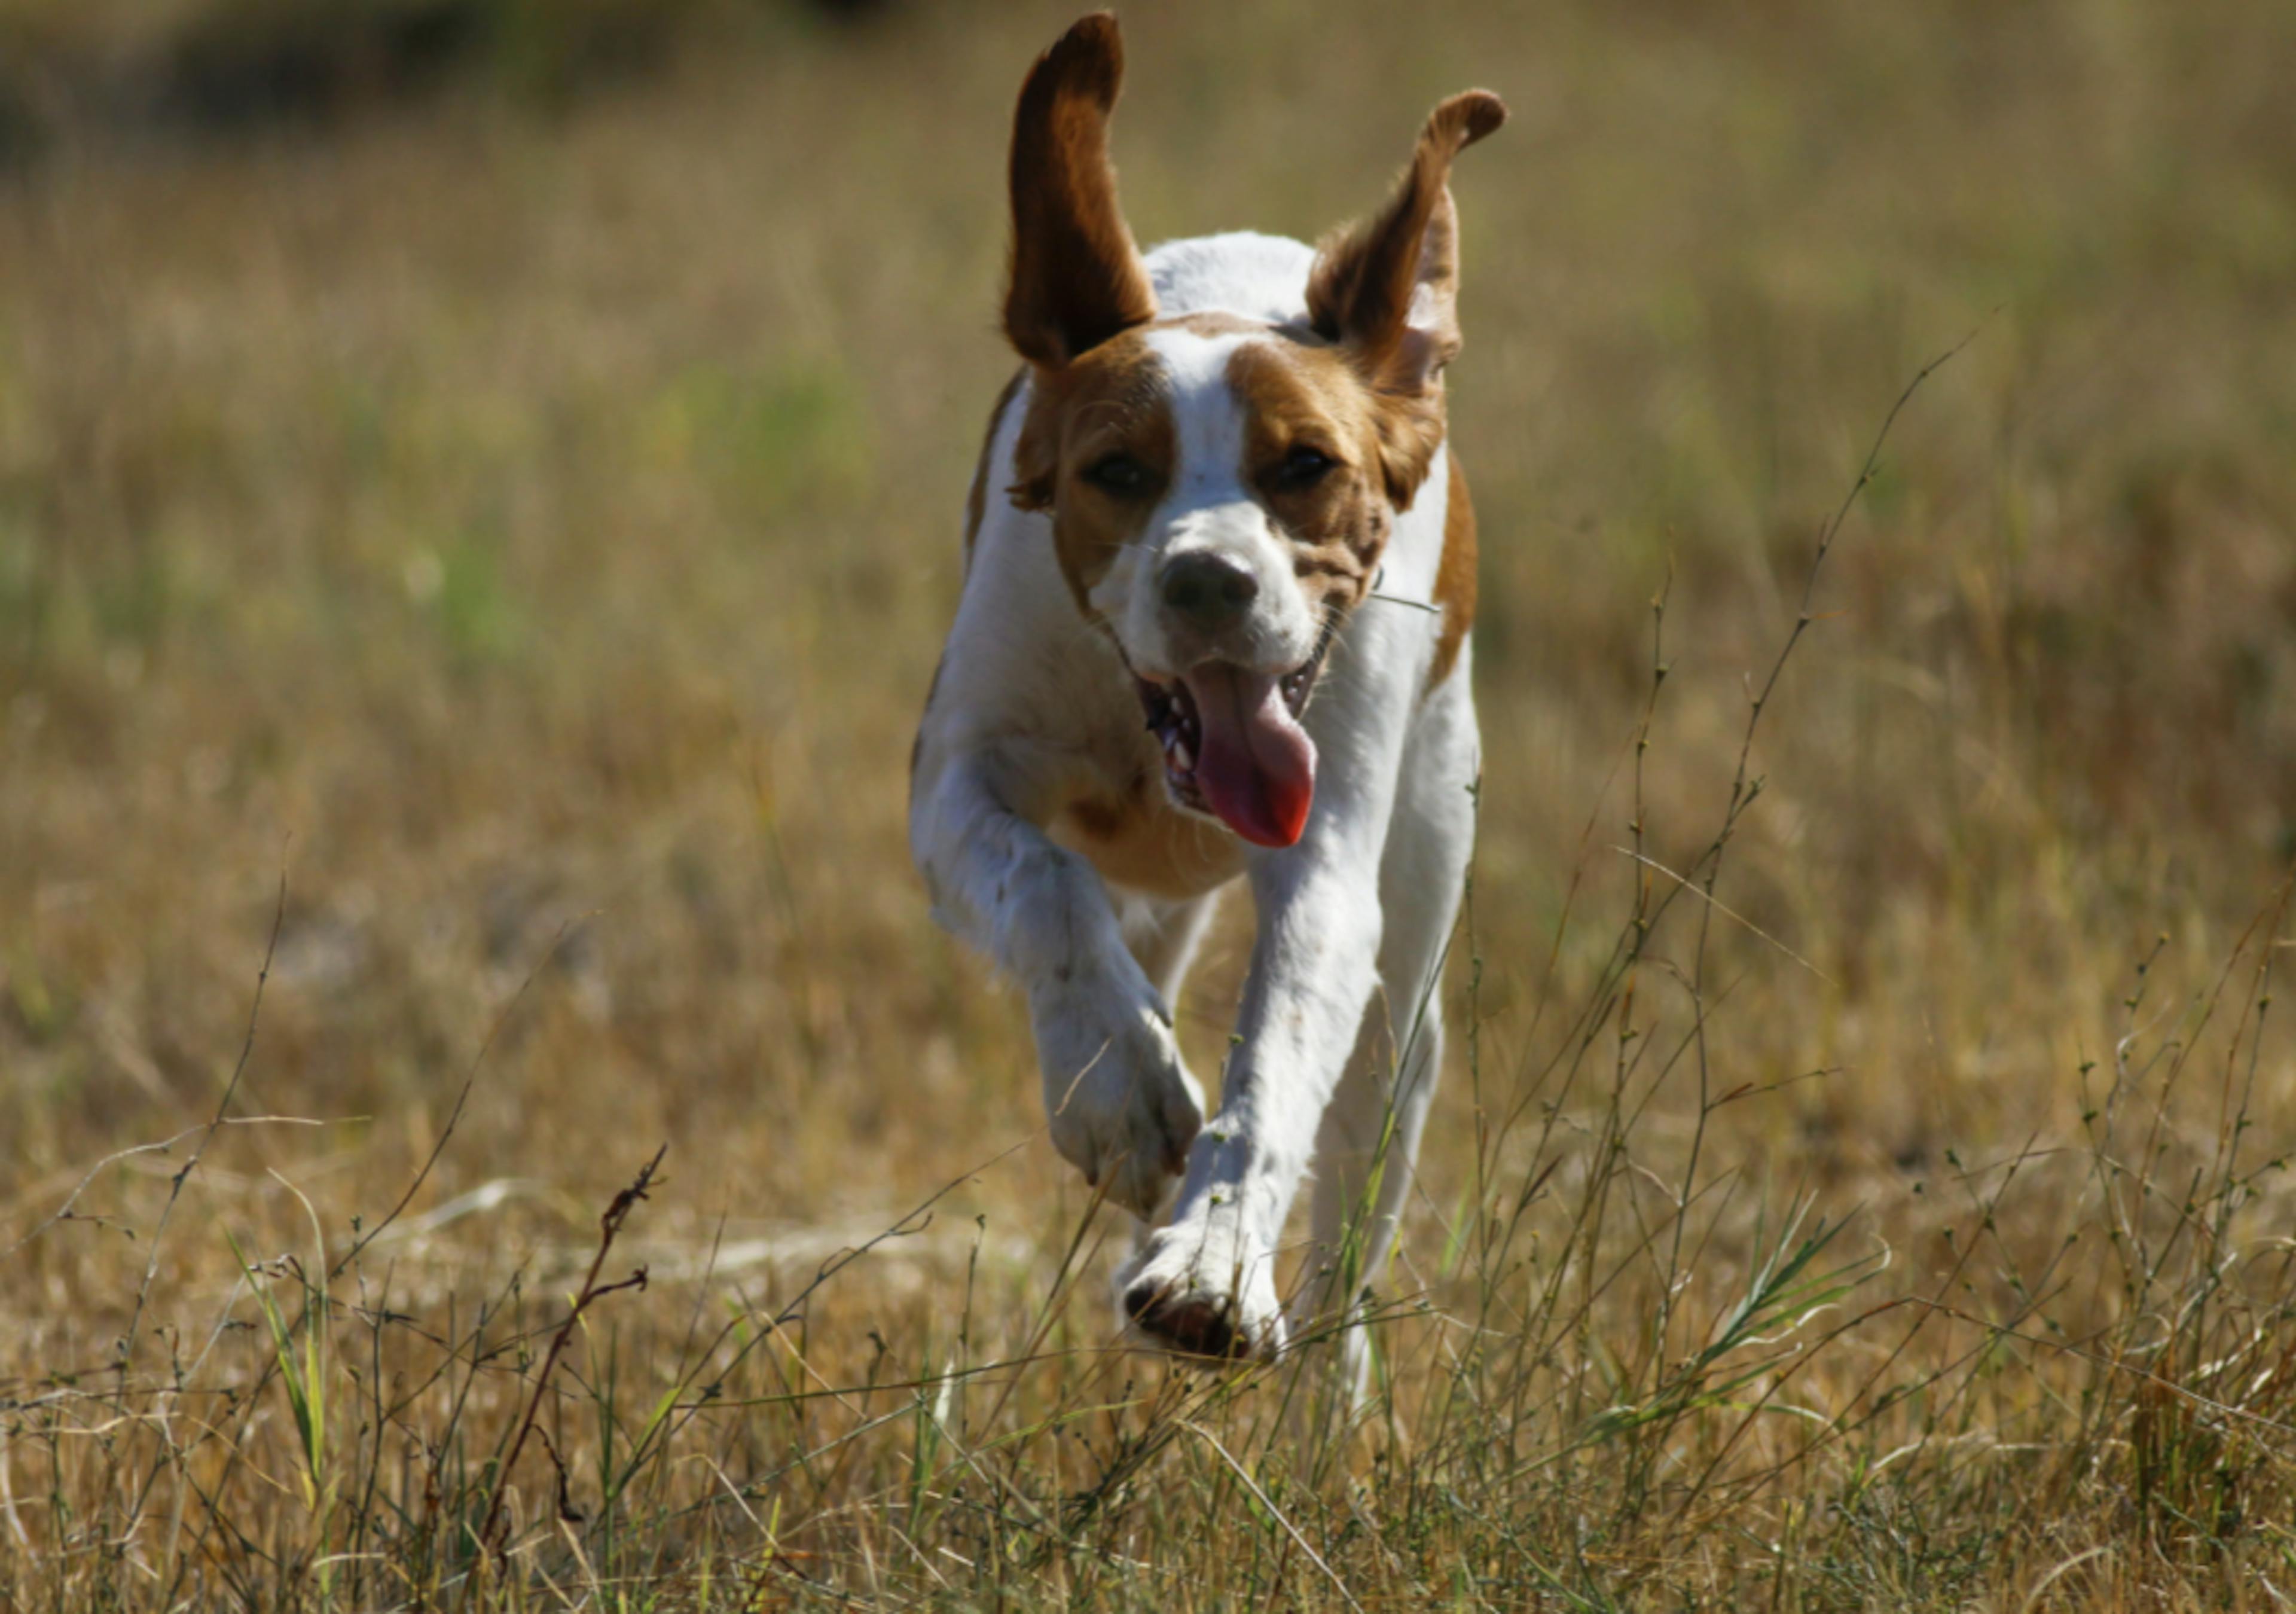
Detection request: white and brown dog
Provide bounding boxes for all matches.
[911,13,1502,1383]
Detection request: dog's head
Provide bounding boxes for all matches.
[1000,13,1503,849]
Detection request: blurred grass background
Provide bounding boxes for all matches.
[2,1,2294,1606]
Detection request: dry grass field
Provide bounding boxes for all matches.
[4,1,2296,1606]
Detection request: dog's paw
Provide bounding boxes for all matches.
[1030,974,1205,1219]
[1118,1204,1284,1363]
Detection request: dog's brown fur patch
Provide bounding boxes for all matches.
[1429,451,1476,689]
[1055,770,1248,900]
[1225,337,1397,618]
[964,368,1028,569]
[1009,331,1176,616]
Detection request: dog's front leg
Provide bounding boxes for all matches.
[913,755,1206,1218]
[1120,835,1388,1360]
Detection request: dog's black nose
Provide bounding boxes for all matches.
[1159,552,1259,628]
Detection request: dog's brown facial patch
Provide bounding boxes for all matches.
[1010,329,1176,617]
[1011,318,1449,635]
[1224,336,1402,621]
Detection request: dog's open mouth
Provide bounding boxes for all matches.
[1136,627,1333,849]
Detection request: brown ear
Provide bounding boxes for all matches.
[1003,14,1159,368]
[1306,90,1506,393]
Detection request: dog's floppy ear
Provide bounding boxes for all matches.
[1306,90,1506,397]
[1003,13,1159,368]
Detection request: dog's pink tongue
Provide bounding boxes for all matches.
[1183,663,1317,849]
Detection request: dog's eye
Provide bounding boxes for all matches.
[1273,446,1337,490]
[1083,453,1156,496]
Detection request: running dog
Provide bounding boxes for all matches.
[910,12,1503,1385]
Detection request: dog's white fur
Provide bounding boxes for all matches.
[911,26,1492,1396]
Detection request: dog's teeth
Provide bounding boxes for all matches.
[1169,737,1193,773]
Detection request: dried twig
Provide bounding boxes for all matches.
[477,1145,665,1558]
[7,1116,325,1259]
